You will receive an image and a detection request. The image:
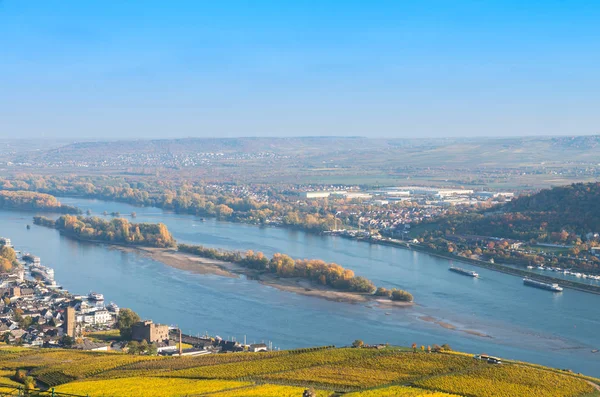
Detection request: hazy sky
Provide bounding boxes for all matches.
[1,1,599,139]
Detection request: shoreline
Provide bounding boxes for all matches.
[350,236,600,296]
[16,193,600,296]
[39,195,600,295]
[116,246,414,308]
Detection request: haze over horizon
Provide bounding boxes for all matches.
[1,1,599,140]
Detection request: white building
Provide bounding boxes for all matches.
[78,309,112,325]
[91,309,112,325]
[300,191,336,199]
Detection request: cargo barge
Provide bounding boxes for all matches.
[523,278,563,292]
[449,266,479,278]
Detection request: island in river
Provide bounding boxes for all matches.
[32,215,414,307]
[117,245,414,307]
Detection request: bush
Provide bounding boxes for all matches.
[374,287,392,298]
[390,289,414,302]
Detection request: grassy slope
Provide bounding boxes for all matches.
[0,346,597,397]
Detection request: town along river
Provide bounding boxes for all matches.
[1,197,599,377]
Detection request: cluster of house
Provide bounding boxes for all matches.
[0,272,270,355]
[0,239,273,356]
[0,276,120,350]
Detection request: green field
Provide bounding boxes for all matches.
[0,346,597,396]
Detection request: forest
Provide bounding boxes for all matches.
[177,244,413,299]
[34,215,176,248]
[0,190,80,214]
[430,183,600,244]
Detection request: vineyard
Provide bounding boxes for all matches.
[0,346,596,396]
[345,386,462,396]
[55,378,252,397]
[413,365,597,397]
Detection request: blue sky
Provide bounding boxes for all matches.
[1,0,599,139]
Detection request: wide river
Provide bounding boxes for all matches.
[1,197,599,376]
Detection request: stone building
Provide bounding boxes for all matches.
[63,306,76,338]
[131,320,169,343]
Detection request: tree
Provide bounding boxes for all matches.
[14,369,26,382]
[348,276,376,293]
[0,258,11,273]
[117,308,141,340]
[138,339,149,354]
[126,340,140,355]
[60,335,74,347]
[2,332,12,344]
[0,246,17,263]
[147,342,158,356]
[303,388,317,397]
[24,376,35,390]
[352,339,364,348]
[390,289,414,302]
[19,316,33,329]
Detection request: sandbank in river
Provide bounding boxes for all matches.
[115,246,414,308]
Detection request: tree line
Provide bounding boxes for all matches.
[34,215,176,248]
[0,175,360,233]
[0,190,80,214]
[178,244,412,301]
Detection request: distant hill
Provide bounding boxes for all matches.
[3,136,600,188]
[441,182,600,243]
[8,135,600,167]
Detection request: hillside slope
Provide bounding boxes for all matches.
[440,182,600,243]
[0,346,597,397]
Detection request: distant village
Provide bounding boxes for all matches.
[294,186,514,234]
[0,237,270,356]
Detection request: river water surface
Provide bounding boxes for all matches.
[1,197,599,376]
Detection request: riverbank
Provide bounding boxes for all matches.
[343,235,600,296]
[119,246,413,308]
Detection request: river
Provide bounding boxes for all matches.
[1,197,599,377]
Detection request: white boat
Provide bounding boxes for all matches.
[30,264,55,282]
[88,292,104,301]
[527,266,534,269]
[107,302,119,312]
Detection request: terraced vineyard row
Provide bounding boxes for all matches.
[31,354,156,385]
[161,347,386,380]
[55,377,252,397]
[413,364,596,397]
[345,386,462,396]
[1,346,598,396]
